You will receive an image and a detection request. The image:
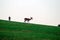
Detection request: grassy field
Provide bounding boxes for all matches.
[0,20,60,40]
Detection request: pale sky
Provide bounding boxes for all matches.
[0,0,60,26]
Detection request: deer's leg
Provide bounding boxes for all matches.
[27,20,29,23]
[24,20,26,22]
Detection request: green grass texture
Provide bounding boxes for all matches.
[0,20,60,40]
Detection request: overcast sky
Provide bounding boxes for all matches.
[0,0,60,26]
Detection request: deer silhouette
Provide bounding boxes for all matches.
[24,17,33,22]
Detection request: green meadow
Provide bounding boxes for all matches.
[0,20,60,40]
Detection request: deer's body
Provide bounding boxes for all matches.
[24,17,33,22]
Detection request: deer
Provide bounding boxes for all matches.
[24,17,33,22]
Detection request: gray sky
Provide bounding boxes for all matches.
[0,0,60,26]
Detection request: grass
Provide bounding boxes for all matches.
[0,20,60,40]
